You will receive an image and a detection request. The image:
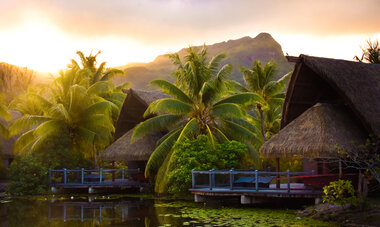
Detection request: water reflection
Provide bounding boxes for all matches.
[0,196,332,227]
[48,200,145,223]
[1,196,156,227]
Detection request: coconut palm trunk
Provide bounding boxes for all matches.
[257,104,266,141]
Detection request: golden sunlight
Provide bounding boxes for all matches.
[0,18,164,73]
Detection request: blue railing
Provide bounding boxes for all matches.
[49,168,141,186]
[191,168,315,192]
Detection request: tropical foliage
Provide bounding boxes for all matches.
[0,63,34,104]
[323,180,357,206]
[354,39,380,64]
[166,135,248,194]
[0,95,10,171]
[8,51,127,166]
[240,60,291,141]
[132,46,264,193]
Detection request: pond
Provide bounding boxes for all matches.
[0,194,333,226]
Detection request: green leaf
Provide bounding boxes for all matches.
[150,79,192,104]
[144,98,192,117]
[132,115,183,142]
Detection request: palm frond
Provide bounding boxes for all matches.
[132,115,183,142]
[211,126,230,144]
[144,98,192,117]
[101,68,125,81]
[211,103,243,119]
[221,119,261,146]
[145,129,181,176]
[49,103,72,123]
[216,93,266,106]
[176,118,199,142]
[208,52,227,76]
[0,123,9,138]
[13,130,35,154]
[9,115,53,136]
[150,79,192,104]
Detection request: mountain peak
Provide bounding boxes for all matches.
[254,32,274,40]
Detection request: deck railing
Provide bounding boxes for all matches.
[49,168,140,186]
[192,169,315,192]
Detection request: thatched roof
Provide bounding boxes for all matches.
[282,55,380,136]
[101,127,163,161]
[114,88,169,140]
[0,110,22,157]
[260,103,367,158]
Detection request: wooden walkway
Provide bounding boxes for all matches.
[49,168,145,193]
[190,169,324,204]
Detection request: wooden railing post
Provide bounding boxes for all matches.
[63,168,67,184]
[230,168,234,190]
[99,168,103,184]
[212,169,215,188]
[122,168,125,182]
[49,168,52,185]
[81,168,84,184]
[192,169,195,188]
[255,170,259,191]
[287,170,290,193]
[209,169,213,190]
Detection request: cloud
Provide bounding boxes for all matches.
[1,0,379,46]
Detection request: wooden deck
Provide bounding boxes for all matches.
[49,168,145,193]
[190,169,324,204]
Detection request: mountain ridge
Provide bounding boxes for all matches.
[112,32,294,89]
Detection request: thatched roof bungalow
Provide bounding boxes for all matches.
[113,88,169,140]
[101,88,169,170]
[281,55,380,135]
[261,103,367,159]
[260,55,380,177]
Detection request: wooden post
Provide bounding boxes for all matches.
[192,169,195,188]
[49,168,52,185]
[287,170,290,193]
[230,168,234,190]
[63,168,67,184]
[112,161,115,182]
[81,168,84,184]
[322,160,328,174]
[99,168,103,184]
[276,158,280,189]
[255,170,258,191]
[122,168,124,182]
[209,169,213,190]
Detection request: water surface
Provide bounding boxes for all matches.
[0,195,333,226]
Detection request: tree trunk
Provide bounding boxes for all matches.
[257,104,266,142]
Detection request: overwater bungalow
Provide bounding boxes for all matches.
[260,55,380,188]
[190,55,380,204]
[100,88,169,179]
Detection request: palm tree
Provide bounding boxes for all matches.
[70,50,126,84]
[354,39,380,64]
[132,46,264,193]
[9,68,115,166]
[70,51,129,119]
[240,60,291,142]
[0,94,10,169]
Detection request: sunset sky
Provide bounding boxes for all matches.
[0,0,379,72]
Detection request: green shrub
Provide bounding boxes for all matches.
[7,155,49,195]
[166,135,248,194]
[322,180,358,206]
[7,135,93,195]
